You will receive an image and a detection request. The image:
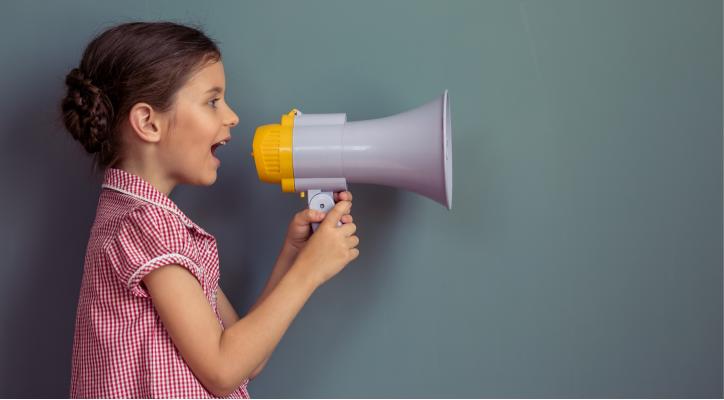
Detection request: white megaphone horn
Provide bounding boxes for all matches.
[251,90,453,230]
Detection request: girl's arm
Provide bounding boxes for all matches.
[144,258,317,397]
[216,242,299,380]
[216,287,239,329]
[215,288,264,381]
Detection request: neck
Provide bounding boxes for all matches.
[115,161,176,196]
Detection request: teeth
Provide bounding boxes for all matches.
[218,140,227,146]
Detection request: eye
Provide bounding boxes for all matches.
[209,98,221,109]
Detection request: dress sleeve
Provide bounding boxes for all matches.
[106,204,205,298]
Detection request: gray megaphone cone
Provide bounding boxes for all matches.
[341,90,452,209]
[292,90,453,210]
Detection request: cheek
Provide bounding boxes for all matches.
[176,113,218,155]
[196,113,221,143]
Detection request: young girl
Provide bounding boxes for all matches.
[61,21,360,398]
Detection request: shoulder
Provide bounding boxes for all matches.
[105,202,194,257]
[102,202,209,298]
[122,202,188,233]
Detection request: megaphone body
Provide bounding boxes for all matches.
[252,90,453,229]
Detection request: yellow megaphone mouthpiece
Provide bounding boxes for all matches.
[251,109,299,193]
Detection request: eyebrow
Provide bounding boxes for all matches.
[205,86,224,95]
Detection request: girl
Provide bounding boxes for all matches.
[61,21,360,398]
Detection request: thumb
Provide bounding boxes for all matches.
[321,200,351,227]
[303,208,326,223]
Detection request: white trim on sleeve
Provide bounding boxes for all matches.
[128,253,204,288]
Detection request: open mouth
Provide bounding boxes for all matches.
[211,137,231,155]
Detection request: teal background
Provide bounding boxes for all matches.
[0,0,721,397]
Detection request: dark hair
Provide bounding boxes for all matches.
[61,21,221,171]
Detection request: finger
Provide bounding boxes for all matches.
[294,210,308,225]
[339,222,357,236]
[334,191,353,202]
[301,208,324,223]
[311,209,326,221]
[347,235,360,248]
[321,201,352,227]
[341,215,353,224]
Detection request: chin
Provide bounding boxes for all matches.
[187,169,218,186]
[203,170,218,185]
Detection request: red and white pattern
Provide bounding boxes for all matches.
[70,168,250,398]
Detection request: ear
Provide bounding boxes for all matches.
[128,102,165,144]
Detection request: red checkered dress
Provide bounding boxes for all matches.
[70,168,250,398]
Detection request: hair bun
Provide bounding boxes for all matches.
[61,68,114,154]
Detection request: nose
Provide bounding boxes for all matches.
[226,106,239,128]
[228,112,239,128]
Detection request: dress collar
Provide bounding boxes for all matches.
[101,168,202,232]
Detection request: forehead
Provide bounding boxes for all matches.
[181,61,226,96]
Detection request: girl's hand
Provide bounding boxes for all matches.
[292,200,358,288]
[284,191,354,252]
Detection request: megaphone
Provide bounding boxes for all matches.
[251,90,453,230]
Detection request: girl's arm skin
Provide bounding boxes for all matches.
[215,242,300,380]
[144,256,317,397]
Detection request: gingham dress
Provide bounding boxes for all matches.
[70,168,250,398]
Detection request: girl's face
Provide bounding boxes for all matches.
[160,61,239,186]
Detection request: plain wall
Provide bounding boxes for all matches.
[0,0,721,397]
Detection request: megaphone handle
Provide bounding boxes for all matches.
[307,190,342,232]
